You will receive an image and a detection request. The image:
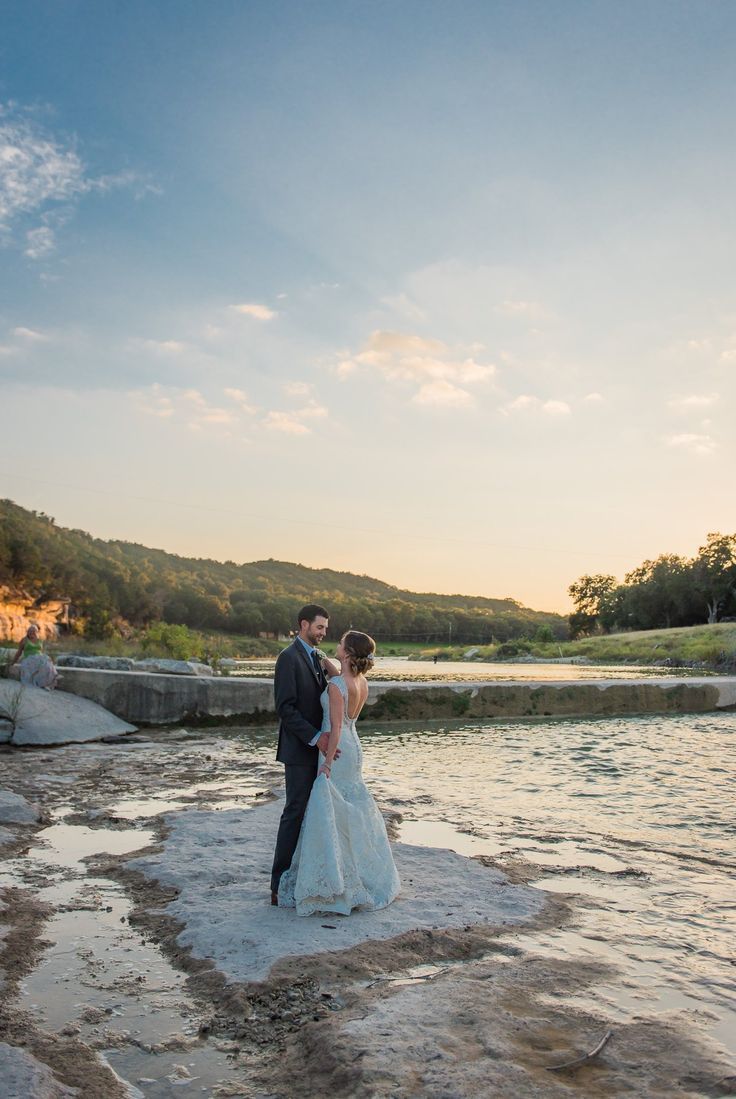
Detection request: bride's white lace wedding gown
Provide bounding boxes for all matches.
[278,675,401,916]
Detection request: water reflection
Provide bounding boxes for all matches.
[355,712,736,1055]
[227,657,715,682]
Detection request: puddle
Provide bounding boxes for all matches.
[398,818,502,857]
[108,796,194,819]
[2,813,258,1097]
[109,772,273,820]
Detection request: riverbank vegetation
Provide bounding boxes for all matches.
[414,622,736,670]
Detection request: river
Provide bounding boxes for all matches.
[0,685,733,1094]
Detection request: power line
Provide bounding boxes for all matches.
[5,473,644,561]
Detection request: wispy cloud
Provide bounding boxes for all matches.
[24,225,56,259]
[13,326,49,342]
[500,394,571,416]
[263,411,311,434]
[224,387,257,414]
[295,401,327,420]
[231,302,277,321]
[380,292,428,323]
[494,299,549,321]
[138,338,189,356]
[129,384,238,431]
[666,432,717,456]
[668,393,719,411]
[337,330,494,409]
[283,380,313,398]
[412,379,474,408]
[256,381,328,431]
[686,338,712,352]
[0,101,157,257]
[0,106,86,229]
[130,382,326,438]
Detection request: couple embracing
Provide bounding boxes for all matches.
[270,604,400,916]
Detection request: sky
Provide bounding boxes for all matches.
[1,1,735,613]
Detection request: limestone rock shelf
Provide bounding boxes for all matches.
[54,668,736,727]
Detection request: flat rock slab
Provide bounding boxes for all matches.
[0,681,136,746]
[0,789,41,824]
[0,1042,77,1098]
[130,797,544,984]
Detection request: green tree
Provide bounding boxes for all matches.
[568,574,617,637]
[623,554,695,629]
[691,532,736,623]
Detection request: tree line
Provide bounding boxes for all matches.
[0,499,566,643]
[568,533,736,637]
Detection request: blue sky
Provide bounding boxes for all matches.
[2,1,735,610]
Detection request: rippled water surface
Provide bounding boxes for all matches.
[355,712,736,1056]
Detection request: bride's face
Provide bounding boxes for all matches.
[336,637,346,661]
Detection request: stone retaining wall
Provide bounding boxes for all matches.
[56,668,736,726]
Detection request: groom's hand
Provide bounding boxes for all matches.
[316,732,340,758]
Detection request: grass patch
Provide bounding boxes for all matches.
[411,624,736,670]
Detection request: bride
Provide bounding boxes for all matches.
[277,630,400,916]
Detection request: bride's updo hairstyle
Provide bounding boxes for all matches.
[342,631,376,675]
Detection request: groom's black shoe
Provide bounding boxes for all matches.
[271,891,279,906]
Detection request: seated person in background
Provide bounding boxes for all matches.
[10,624,59,690]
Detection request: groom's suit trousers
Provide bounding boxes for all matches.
[271,762,318,894]
[271,640,326,893]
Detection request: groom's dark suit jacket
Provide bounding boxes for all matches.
[274,640,326,765]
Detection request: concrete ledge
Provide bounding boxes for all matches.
[55,668,736,726]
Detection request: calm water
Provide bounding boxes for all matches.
[229,657,713,681]
[356,712,736,1057]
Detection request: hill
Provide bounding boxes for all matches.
[0,499,566,643]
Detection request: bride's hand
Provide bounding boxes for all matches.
[316,732,341,758]
[318,762,331,779]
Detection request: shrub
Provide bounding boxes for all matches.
[141,623,204,661]
[495,639,533,659]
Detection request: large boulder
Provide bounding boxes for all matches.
[0,681,136,746]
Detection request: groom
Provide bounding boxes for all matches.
[270,603,333,904]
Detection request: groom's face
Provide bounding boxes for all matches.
[302,616,328,646]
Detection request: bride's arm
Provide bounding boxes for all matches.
[320,654,340,678]
[319,682,344,778]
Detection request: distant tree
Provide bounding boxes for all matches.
[622,554,693,630]
[691,532,736,623]
[568,574,617,637]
